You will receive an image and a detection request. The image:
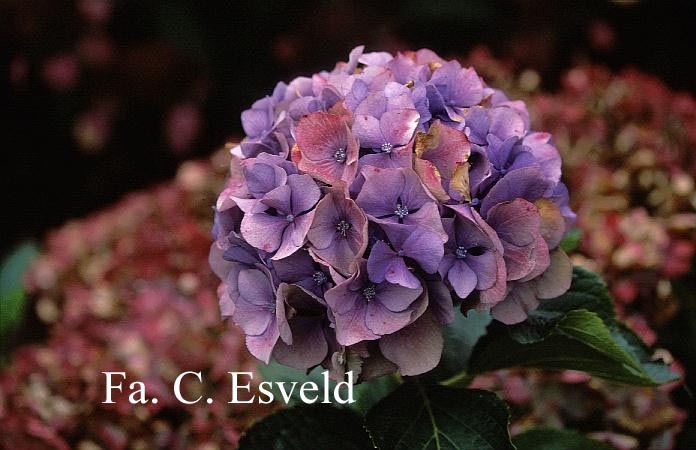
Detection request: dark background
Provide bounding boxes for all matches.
[2,0,696,256]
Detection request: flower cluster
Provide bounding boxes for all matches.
[0,160,272,449]
[211,47,575,379]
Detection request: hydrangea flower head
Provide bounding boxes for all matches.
[212,46,576,381]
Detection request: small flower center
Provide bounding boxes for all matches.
[334,147,347,163]
[470,197,480,206]
[336,220,351,237]
[380,142,393,153]
[362,284,377,302]
[397,249,405,257]
[394,203,409,219]
[264,303,276,313]
[285,214,295,222]
[455,246,468,259]
[312,271,328,285]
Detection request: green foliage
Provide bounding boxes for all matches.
[467,267,679,385]
[247,267,676,448]
[238,404,372,450]
[0,242,39,337]
[366,383,513,450]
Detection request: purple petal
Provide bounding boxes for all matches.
[365,300,413,335]
[240,212,288,253]
[379,311,443,376]
[491,283,538,325]
[447,260,477,299]
[381,109,420,147]
[273,211,315,260]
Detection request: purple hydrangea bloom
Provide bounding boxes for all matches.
[439,205,506,303]
[240,174,320,259]
[324,260,425,346]
[210,45,576,380]
[293,110,359,184]
[307,184,368,275]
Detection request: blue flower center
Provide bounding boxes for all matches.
[285,214,295,222]
[334,147,347,163]
[455,246,468,259]
[380,143,393,153]
[397,249,405,257]
[312,271,328,285]
[470,197,480,206]
[362,284,377,302]
[394,203,409,219]
[264,303,276,313]
[336,220,351,237]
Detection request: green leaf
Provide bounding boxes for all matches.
[513,427,612,450]
[467,267,679,386]
[0,242,39,336]
[365,382,514,450]
[258,360,398,413]
[559,228,582,253]
[239,404,372,450]
[426,309,491,384]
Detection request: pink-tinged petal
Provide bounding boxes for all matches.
[272,211,315,260]
[295,111,348,160]
[354,92,387,117]
[502,240,536,281]
[485,199,540,247]
[414,157,449,202]
[365,300,413,336]
[488,106,526,139]
[334,305,380,346]
[240,213,288,253]
[518,235,551,283]
[352,114,385,148]
[245,323,280,363]
[272,316,328,370]
[381,109,420,146]
[479,167,549,217]
[379,311,443,376]
[298,157,343,185]
[523,132,561,185]
[534,199,566,249]
[491,283,538,325]
[287,174,321,215]
[478,250,507,305]
[447,260,477,299]
[414,120,471,179]
[360,141,413,169]
[532,249,572,299]
[376,281,423,312]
